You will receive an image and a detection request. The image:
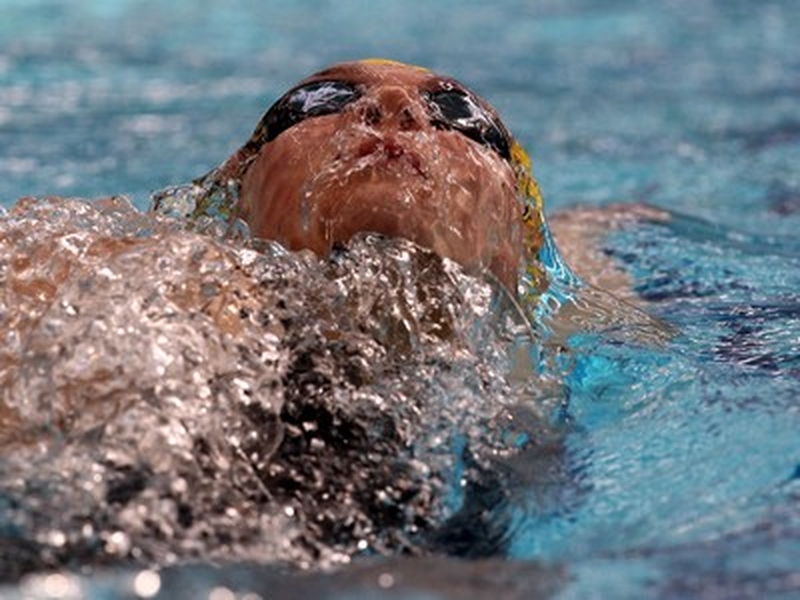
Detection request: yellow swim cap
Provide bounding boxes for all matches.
[359,58,429,72]
[509,140,549,293]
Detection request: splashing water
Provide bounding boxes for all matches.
[3,185,799,600]
[0,193,593,586]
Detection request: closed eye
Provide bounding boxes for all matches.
[424,88,511,161]
[253,80,361,144]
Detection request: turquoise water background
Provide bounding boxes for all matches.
[2,1,800,598]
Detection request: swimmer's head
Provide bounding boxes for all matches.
[223,60,546,291]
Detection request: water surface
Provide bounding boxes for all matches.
[2,1,799,598]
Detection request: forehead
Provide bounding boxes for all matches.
[299,61,464,94]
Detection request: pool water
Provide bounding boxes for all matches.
[2,1,800,598]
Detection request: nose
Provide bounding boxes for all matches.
[358,85,427,131]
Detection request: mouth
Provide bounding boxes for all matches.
[348,134,428,178]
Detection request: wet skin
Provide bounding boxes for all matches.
[228,61,524,290]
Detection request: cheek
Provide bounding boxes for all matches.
[414,135,523,281]
[434,135,520,225]
[239,127,336,247]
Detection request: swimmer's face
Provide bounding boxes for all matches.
[236,60,523,289]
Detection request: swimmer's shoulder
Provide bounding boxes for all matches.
[549,202,670,304]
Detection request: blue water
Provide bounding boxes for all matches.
[2,0,800,598]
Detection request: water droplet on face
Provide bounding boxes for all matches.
[299,189,314,234]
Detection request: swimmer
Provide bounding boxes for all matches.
[204,59,547,293]
[155,59,670,341]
